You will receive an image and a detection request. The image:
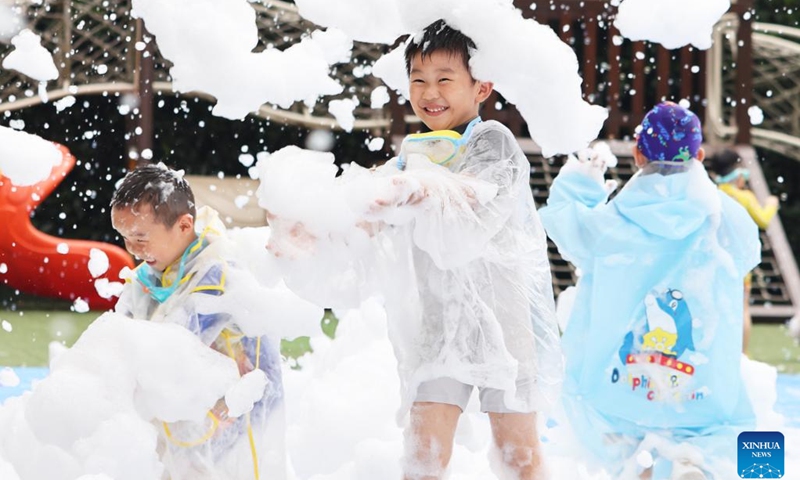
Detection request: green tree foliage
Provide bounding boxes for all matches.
[754,0,800,25]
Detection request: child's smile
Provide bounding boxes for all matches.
[408,50,493,131]
[111,204,195,273]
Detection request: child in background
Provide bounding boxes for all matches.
[708,148,780,354]
[111,164,286,480]
[540,102,760,479]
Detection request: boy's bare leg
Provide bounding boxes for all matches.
[488,412,545,480]
[403,402,462,480]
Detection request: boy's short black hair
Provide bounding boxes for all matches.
[404,19,476,75]
[707,149,740,177]
[110,163,196,227]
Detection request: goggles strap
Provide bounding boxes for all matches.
[714,167,749,184]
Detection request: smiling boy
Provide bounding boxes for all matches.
[111,163,286,480]
[395,20,562,480]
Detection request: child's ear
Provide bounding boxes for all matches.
[631,144,648,168]
[178,213,194,233]
[695,147,706,162]
[476,81,494,103]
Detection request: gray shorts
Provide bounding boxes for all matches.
[414,377,526,413]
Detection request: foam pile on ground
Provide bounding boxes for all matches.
[0,313,241,480]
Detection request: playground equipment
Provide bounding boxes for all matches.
[0,144,134,310]
[0,0,796,324]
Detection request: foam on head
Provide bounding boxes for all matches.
[110,162,196,227]
[403,19,476,76]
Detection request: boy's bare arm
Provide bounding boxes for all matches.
[371,173,485,216]
[265,210,318,258]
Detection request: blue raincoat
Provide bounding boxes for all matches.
[539,161,760,476]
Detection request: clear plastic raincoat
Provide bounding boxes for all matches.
[116,208,286,480]
[539,161,760,478]
[262,120,563,421]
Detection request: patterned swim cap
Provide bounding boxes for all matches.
[636,102,703,165]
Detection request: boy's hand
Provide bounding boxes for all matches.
[766,195,780,209]
[371,176,427,212]
[561,142,618,190]
[211,398,236,430]
[265,213,318,259]
[355,220,384,236]
[604,179,619,195]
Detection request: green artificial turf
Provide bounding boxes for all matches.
[749,323,800,374]
[0,309,339,367]
[1,310,797,374]
[0,311,96,367]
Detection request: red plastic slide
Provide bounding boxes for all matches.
[0,144,133,310]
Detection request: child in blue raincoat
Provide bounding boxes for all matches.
[540,102,760,480]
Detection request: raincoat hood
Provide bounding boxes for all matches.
[613,161,721,240]
[539,155,762,478]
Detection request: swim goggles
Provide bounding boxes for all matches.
[714,167,750,184]
[136,235,204,304]
[397,117,482,171]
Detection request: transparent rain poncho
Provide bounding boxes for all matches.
[259,120,563,421]
[115,207,320,480]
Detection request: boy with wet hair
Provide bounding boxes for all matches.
[394,19,562,480]
[540,102,760,479]
[111,163,286,480]
[110,163,196,229]
[403,19,475,76]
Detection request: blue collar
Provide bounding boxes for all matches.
[136,236,204,304]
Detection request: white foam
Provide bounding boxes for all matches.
[615,0,730,50]
[0,127,62,187]
[0,4,23,42]
[71,299,90,313]
[88,248,110,278]
[53,96,76,113]
[0,368,20,388]
[370,86,391,109]
[302,0,608,156]
[372,45,410,102]
[294,0,405,43]
[94,278,124,300]
[224,369,268,418]
[1,29,58,82]
[131,0,345,119]
[0,314,240,479]
[328,98,358,133]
